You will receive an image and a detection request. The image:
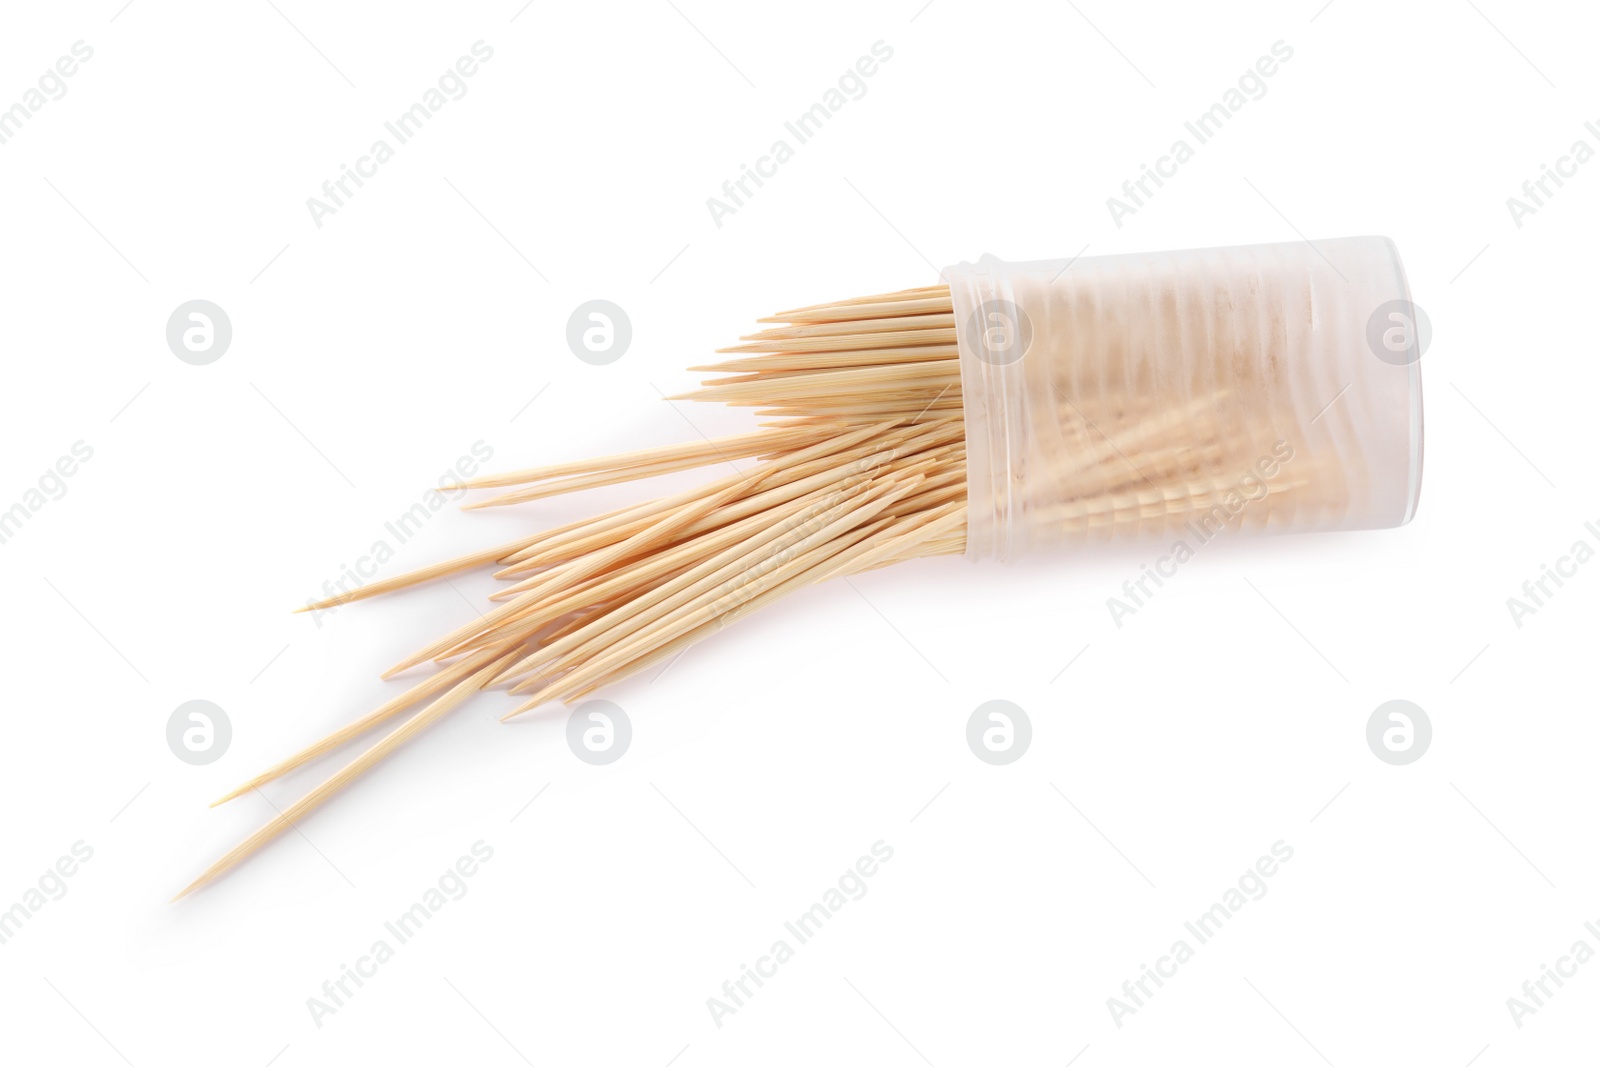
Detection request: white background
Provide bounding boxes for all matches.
[0,1,1595,1064]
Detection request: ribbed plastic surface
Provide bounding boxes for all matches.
[944,237,1423,562]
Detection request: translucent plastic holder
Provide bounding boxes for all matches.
[942,237,1424,562]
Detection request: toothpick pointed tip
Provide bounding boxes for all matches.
[171,875,207,902]
[501,698,541,722]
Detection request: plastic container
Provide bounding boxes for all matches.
[942,237,1424,562]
